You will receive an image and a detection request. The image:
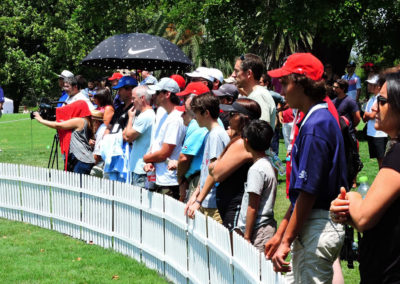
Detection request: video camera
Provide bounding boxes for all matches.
[30,98,58,121]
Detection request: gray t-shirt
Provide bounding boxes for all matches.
[199,125,230,208]
[248,86,276,130]
[236,157,277,232]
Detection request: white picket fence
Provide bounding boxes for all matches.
[0,163,284,284]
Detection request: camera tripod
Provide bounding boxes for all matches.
[48,133,59,169]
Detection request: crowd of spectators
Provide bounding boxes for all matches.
[31,54,400,283]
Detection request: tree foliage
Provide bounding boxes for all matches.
[0,0,399,110]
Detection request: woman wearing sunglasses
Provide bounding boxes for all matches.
[330,70,400,283]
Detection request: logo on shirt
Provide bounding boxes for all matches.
[299,170,308,181]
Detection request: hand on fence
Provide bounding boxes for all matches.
[330,187,350,224]
[271,243,291,273]
[186,201,201,219]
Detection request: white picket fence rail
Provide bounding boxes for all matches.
[0,163,284,284]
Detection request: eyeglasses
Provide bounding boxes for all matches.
[377,94,388,106]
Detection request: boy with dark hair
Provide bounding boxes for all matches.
[185,93,230,222]
[265,53,347,283]
[235,120,277,253]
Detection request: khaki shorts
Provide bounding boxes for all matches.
[285,209,345,284]
[200,207,222,224]
[251,221,277,253]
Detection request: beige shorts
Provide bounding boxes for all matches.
[251,221,277,253]
[285,209,345,284]
[200,207,222,224]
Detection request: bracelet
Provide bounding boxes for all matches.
[195,199,202,205]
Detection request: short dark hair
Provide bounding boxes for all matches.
[336,79,349,93]
[240,53,265,81]
[64,76,78,88]
[75,75,87,90]
[287,73,326,101]
[169,92,181,105]
[190,92,220,119]
[94,88,113,107]
[242,120,274,152]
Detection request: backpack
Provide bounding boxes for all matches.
[339,116,363,186]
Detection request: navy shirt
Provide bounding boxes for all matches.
[289,105,348,210]
[332,95,359,135]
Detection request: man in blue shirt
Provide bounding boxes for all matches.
[342,61,362,102]
[176,82,210,202]
[266,53,347,283]
[57,70,74,107]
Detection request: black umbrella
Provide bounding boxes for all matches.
[81,33,193,70]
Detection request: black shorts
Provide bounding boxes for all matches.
[216,196,242,232]
[367,136,387,159]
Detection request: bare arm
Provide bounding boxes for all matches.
[347,168,400,232]
[177,153,193,184]
[244,193,261,242]
[123,108,141,143]
[34,112,83,130]
[143,143,175,163]
[363,109,376,122]
[353,110,361,127]
[103,105,114,126]
[212,139,252,182]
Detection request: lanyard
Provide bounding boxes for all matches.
[298,103,328,134]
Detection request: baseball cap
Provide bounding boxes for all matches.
[224,76,236,84]
[213,84,239,98]
[208,68,224,83]
[170,74,186,90]
[177,82,210,97]
[366,74,379,85]
[186,67,214,82]
[112,76,138,89]
[58,70,74,79]
[268,53,324,81]
[108,72,123,81]
[220,101,259,119]
[148,77,180,93]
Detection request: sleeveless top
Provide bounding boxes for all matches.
[69,119,95,164]
[359,142,400,283]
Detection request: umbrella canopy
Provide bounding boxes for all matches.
[81,33,193,70]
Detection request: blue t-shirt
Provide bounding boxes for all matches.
[57,91,69,107]
[130,109,156,175]
[342,73,361,100]
[181,119,208,178]
[0,86,4,103]
[289,105,348,210]
[332,95,359,135]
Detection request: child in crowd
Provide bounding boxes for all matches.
[235,119,277,252]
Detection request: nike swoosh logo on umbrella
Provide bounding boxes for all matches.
[128,47,156,55]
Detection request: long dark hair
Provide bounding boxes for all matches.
[220,98,261,158]
[385,70,400,140]
[94,88,113,107]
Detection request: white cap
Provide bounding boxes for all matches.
[366,74,379,85]
[58,70,74,79]
[148,77,180,93]
[186,67,214,82]
[208,68,224,83]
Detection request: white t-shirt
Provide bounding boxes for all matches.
[365,95,387,138]
[65,91,95,110]
[93,123,106,156]
[248,86,276,130]
[130,109,155,175]
[151,109,186,186]
[236,157,277,232]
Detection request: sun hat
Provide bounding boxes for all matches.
[112,76,138,89]
[268,53,324,81]
[58,70,74,79]
[366,74,379,85]
[186,67,214,82]
[148,77,180,93]
[177,82,210,97]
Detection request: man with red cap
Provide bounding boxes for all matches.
[264,53,347,283]
[174,82,210,201]
[108,72,124,110]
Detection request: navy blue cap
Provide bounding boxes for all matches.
[112,76,138,89]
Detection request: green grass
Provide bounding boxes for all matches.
[0,218,167,283]
[0,113,381,283]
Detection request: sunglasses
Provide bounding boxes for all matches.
[377,94,388,107]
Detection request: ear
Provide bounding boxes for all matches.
[247,69,254,80]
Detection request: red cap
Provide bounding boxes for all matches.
[268,53,324,81]
[170,74,186,90]
[362,62,374,68]
[177,82,210,97]
[108,72,123,81]
[175,105,185,112]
